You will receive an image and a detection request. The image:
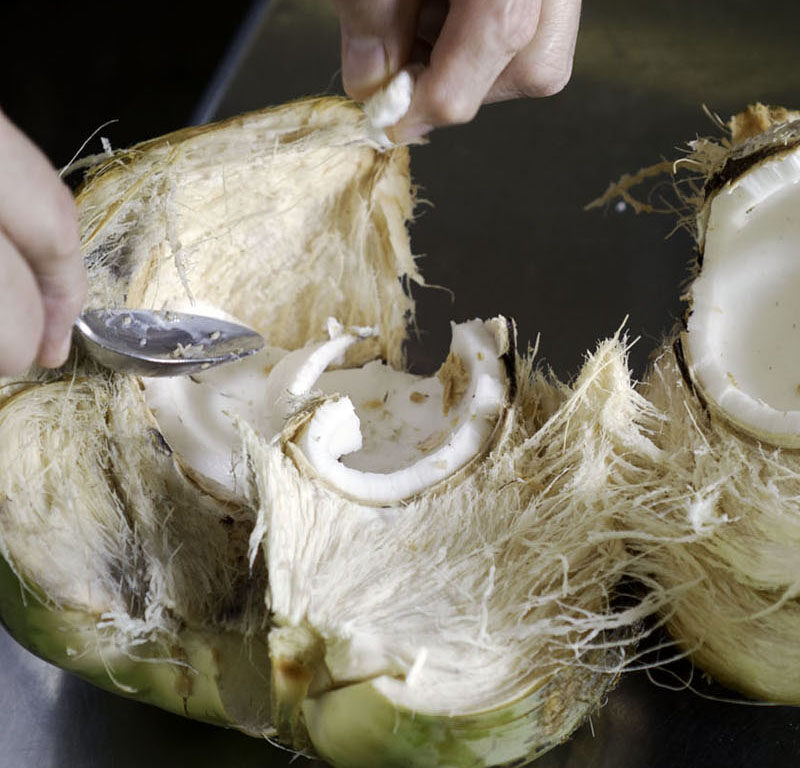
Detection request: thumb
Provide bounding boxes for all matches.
[0,110,87,369]
[334,0,422,100]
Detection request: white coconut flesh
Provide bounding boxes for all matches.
[684,145,800,445]
[142,316,509,505]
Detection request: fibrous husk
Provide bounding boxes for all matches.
[586,102,800,246]
[246,336,662,766]
[0,375,273,731]
[636,345,800,702]
[75,97,419,367]
[0,95,658,767]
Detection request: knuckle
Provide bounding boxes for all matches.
[519,60,573,97]
[42,182,81,266]
[494,1,539,53]
[425,82,479,126]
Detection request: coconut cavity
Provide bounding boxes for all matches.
[142,317,510,506]
[683,142,800,446]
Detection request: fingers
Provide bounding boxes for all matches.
[0,229,45,376]
[486,0,582,103]
[35,263,87,369]
[0,110,86,370]
[390,0,543,142]
[334,0,423,100]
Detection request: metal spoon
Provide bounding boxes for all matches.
[74,309,264,377]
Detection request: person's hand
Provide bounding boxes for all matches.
[334,0,582,142]
[0,110,86,375]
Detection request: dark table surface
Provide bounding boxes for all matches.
[3,1,800,766]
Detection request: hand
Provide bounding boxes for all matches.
[0,110,87,375]
[334,0,582,142]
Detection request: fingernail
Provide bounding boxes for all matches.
[42,334,72,369]
[342,36,388,98]
[387,122,433,145]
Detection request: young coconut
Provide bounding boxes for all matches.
[0,95,655,765]
[595,104,800,703]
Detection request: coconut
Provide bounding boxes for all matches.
[0,96,654,766]
[595,105,800,703]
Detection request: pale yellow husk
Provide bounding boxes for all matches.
[76,97,419,367]
[636,346,800,702]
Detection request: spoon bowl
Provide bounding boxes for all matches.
[74,309,264,377]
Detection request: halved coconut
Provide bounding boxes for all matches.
[0,97,654,766]
[246,334,657,766]
[598,105,800,703]
[0,95,416,739]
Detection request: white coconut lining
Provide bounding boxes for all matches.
[681,143,800,446]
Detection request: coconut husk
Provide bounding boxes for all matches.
[636,344,800,702]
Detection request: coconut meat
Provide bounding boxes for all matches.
[684,145,800,443]
[296,319,508,504]
[363,69,413,146]
[142,316,509,504]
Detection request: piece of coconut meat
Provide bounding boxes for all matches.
[143,317,510,504]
